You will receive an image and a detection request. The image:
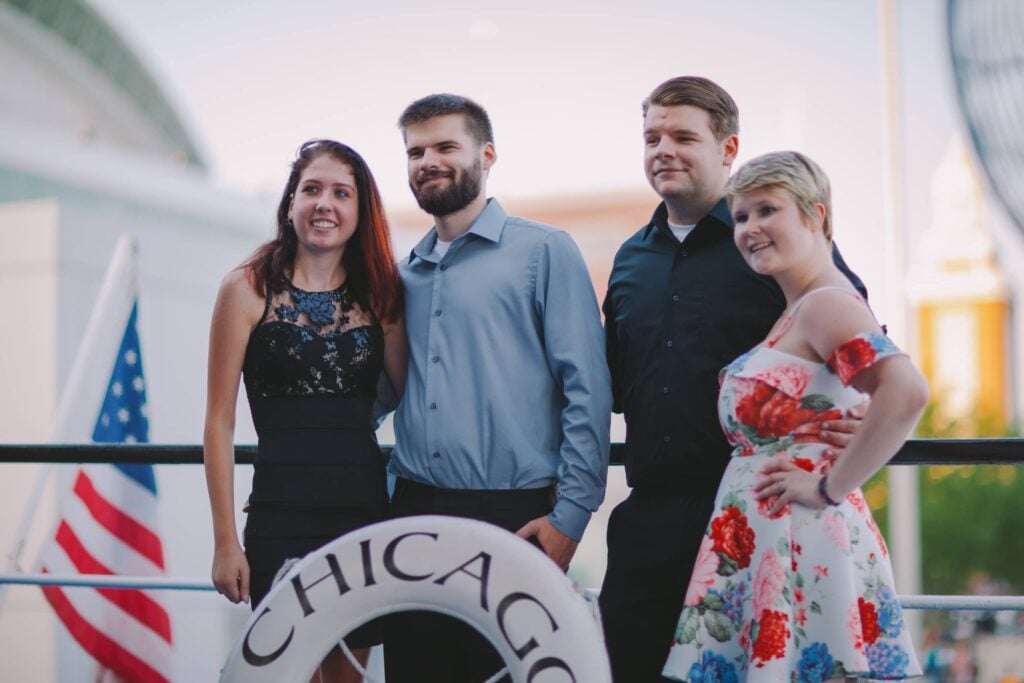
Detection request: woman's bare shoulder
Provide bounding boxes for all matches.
[796,287,882,355]
[215,268,265,321]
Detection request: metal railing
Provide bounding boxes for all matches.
[1,438,1022,466]
[2,438,1023,612]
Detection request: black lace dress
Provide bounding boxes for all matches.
[241,280,387,647]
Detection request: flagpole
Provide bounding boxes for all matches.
[0,236,138,613]
[877,0,923,642]
[53,235,139,441]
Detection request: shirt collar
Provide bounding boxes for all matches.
[642,197,734,241]
[409,198,508,263]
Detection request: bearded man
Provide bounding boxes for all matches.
[383,93,612,683]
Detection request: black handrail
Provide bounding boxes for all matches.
[0,439,1021,466]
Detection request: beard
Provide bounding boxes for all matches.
[410,159,482,217]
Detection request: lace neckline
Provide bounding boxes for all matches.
[284,277,347,295]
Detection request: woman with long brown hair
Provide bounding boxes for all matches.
[203,139,405,682]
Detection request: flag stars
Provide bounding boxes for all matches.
[117,408,130,424]
[124,349,138,366]
[124,434,137,444]
[101,413,110,427]
[132,376,145,392]
[111,382,123,397]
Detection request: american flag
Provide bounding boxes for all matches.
[39,301,173,682]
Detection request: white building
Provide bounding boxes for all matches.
[1,1,279,679]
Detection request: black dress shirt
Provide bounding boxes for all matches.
[603,199,866,491]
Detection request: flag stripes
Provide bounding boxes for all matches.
[52,521,172,643]
[72,470,165,569]
[38,300,174,680]
[40,582,170,683]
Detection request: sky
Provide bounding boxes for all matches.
[86,2,956,201]
[82,0,966,329]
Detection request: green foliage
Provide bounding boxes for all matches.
[863,400,1024,597]
[918,465,1024,594]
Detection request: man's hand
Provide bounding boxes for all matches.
[516,516,578,571]
[819,399,869,454]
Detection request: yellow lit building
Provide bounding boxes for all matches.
[908,136,1011,435]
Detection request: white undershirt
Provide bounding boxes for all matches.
[433,238,453,257]
[667,220,697,243]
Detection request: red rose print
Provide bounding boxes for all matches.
[867,517,889,556]
[858,597,881,644]
[830,337,878,384]
[736,381,775,427]
[793,458,815,472]
[734,380,843,439]
[756,494,789,520]
[710,506,756,568]
[751,364,810,397]
[752,609,790,664]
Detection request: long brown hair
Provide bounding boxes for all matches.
[241,140,403,323]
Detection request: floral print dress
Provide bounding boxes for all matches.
[663,288,922,682]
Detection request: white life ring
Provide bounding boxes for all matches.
[220,515,611,682]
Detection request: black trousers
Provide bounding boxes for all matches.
[598,486,717,683]
[384,478,554,683]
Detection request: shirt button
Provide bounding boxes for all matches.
[672,294,680,302]
[432,451,441,459]
[429,402,437,410]
[431,355,440,363]
[680,250,688,257]
[434,309,442,317]
[663,386,670,394]
[665,340,674,348]
[439,264,448,271]
[664,435,671,443]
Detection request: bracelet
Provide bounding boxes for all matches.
[818,473,842,507]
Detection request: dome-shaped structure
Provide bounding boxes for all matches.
[1,0,206,169]
[948,0,1024,235]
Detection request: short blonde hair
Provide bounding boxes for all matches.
[726,151,833,241]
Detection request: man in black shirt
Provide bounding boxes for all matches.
[598,76,866,681]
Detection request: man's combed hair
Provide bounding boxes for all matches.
[726,150,834,241]
[398,93,494,145]
[642,76,739,142]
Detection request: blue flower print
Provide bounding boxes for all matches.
[866,642,910,677]
[797,643,834,683]
[274,303,299,323]
[688,650,739,683]
[292,288,338,327]
[718,581,746,627]
[876,585,904,637]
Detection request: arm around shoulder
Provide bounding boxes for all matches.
[381,315,408,400]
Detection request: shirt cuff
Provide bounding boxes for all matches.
[548,497,591,542]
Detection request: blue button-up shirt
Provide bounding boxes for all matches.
[391,199,611,540]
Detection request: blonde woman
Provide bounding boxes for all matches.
[663,151,927,682]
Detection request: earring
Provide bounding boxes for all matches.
[286,218,296,231]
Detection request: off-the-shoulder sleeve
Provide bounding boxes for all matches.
[827,331,905,386]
